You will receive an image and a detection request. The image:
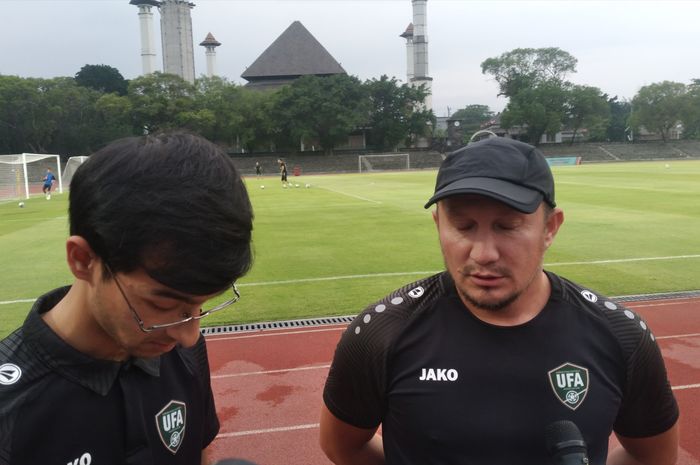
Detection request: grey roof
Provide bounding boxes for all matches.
[241,21,346,81]
[400,23,413,38]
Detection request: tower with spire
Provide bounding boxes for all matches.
[159,0,196,83]
[403,0,432,111]
[199,33,221,78]
[130,0,161,75]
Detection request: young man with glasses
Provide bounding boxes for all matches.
[0,133,253,465]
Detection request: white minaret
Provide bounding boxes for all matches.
[130,0,160,75]
[199,33,221,78]
[410,0,432,111]
[160,0,196,83]
[399,23,414,83]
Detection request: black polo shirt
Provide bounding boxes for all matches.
[0,287,219,465]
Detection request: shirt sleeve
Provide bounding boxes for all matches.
[612,309,679,437]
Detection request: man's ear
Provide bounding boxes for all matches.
[66,236,99,282]
[544,208,565,249]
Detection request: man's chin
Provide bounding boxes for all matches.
[458,287,520,312]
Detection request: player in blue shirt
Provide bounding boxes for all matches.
[42,168,56,199]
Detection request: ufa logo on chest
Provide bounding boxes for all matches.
[156,400,187,454]
[548,363,589,410]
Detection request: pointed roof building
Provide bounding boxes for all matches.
[241,21,346,89]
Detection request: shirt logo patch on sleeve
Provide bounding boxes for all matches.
[548,363,589,410]
[0,363,22,385]
[156,400,187,454]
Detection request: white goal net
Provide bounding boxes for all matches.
[62,156,89,190]
[358,153,410,173]
[0,153,62,201]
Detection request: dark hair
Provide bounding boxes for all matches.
[69,132,253,295]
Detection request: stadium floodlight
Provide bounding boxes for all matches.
[0,153,62,201]
[62,156,89,190]
[358,153,410,173]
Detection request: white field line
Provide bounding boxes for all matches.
[2,254,699,305]
[316,185,382,204]
[211,364,331,380]
[216,423,319,439]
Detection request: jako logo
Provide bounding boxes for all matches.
[419,368,458,381]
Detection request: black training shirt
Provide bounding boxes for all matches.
[324,271,678,465]
[0,287,219,465]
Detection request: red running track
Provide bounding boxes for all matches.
[206,296,700,465]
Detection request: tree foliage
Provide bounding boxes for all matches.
[365,75,433,151]
[75,64,128,96]
[630,81,686,142]
[482,48,577,144]
[271,74,368,154]
[566,85,610,144]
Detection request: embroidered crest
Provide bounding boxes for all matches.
[548,363,589,410]
[155,400,187,454]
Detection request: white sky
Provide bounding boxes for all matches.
[1,0,699,116]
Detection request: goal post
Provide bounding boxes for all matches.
[358,153,410,173]
[0,153,62,200]
[62,156,89,190]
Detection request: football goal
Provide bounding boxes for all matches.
[61,156,89,190]
[0,153,62,201]
[358,153,410,173]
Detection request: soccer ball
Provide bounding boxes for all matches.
[18,202,25,208]
[295,183,300,188]
[305,184,311,188]
[260,185,265,189]
[665,164,670,169]
[283,184,287,189]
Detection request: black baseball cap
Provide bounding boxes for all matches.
[424,137,556,213]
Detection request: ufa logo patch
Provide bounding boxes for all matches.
[156,400,187,454]
[548,363,589,410]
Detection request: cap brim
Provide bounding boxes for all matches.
[424,177,543,213]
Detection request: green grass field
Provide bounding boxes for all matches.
[1,159,699,338]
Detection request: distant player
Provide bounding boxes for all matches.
[42,168,56,199]
[278,158,288,185]
[255,161,262,177]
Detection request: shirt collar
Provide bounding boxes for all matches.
[23,287,162,396]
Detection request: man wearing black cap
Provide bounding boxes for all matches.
[320,138,679,465]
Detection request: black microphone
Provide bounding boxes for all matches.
[545,420,590,465]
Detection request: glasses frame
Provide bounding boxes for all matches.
[104,263,240,333]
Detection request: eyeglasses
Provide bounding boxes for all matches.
[105,264,240,333]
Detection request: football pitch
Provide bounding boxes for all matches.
[1,159,698,338]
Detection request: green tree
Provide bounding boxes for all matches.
[500,80,569,144]
[75,64,128,96]
[565,85,610,144]
[630,81,686,142]
[271,74,368,154]
[127,72,195,134]
[95,93,136,143]
[605,96,632,142]
[40,77,103,155]
[0,76,53,153]
[364,75,433,151]
[482,48,577,145]
[481,47,577,97]
[680,79,700,139]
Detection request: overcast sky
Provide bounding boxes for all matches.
[1,0,699,116]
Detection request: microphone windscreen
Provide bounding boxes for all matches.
[545,420,586,454]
